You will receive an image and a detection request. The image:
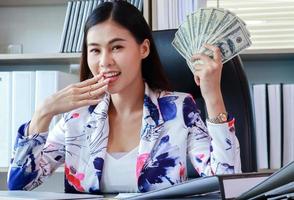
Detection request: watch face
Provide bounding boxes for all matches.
[220,113,228,122]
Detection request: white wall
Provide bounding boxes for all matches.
[0,5,66,53]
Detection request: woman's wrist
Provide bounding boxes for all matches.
[204,91,226,119]
[27,105,54,136]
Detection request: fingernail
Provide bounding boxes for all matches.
[97,75,101,79]
[103,79,110,83]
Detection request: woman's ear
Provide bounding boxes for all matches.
[140,39,150,59]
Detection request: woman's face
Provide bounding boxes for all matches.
[87,20,150,94]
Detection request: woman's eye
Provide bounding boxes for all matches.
[112,45,123,51]
[90,49,100,54]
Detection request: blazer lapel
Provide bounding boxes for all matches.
[85,93,110,182]
[136,84,166,178]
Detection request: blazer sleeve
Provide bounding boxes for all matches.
[184,95,241,177]
[7,116,66,191]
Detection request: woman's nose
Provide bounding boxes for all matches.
[100,51,114,69]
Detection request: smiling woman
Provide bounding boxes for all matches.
[8,1,241,195]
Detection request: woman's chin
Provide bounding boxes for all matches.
[105,85,119,95]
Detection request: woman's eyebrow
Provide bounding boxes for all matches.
[109,38,126,44]
[88,38,126,46]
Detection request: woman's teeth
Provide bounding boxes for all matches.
[104,72,121,78]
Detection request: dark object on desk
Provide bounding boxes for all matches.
[269,192,294,200]
[152,29,256,174]
[124,176,219,200]
[237,161,294,200]
[257,182,294,200]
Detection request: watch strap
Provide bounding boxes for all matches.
[207,112,228,124]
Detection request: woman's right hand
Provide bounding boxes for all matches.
[44,72,109,116]
[28,73,109,135]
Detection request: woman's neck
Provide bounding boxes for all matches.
[109,80,145,116]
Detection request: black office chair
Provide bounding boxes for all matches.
[152,29,257,175]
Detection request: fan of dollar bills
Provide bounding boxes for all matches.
[172,8,252,74]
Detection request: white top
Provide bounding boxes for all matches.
[100,146,139,193]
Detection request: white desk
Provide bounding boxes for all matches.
[0,191,103,200]
[0,190,221,200]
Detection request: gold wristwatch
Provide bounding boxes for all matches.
[207,112,228,124]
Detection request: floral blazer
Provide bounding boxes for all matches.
[7,83,241,193]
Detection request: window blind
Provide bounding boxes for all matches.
[207,0,294,50]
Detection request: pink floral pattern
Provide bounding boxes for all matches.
[65,164,85,192]
[136,153,149,179]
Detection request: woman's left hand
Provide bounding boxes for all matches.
[191,44,223,102]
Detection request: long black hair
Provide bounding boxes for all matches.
[79,1,171,91]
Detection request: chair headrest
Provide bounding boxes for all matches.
[152,29,202,99]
